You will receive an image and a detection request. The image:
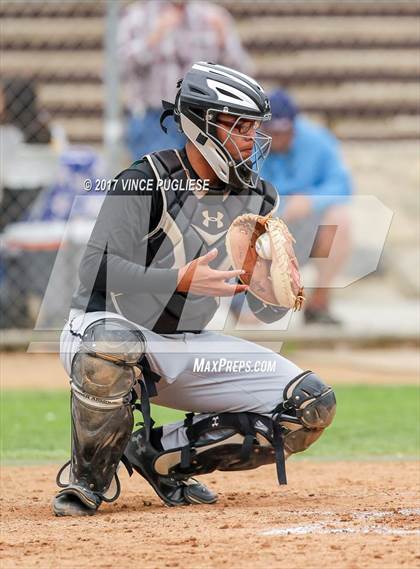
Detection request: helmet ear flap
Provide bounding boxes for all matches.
[160,89,183,133]
[160,102,175,134]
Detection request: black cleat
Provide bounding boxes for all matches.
[182,478,218,505]
[125,428,218,507]
[53,486,101,517]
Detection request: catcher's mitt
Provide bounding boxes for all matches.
[225,213,305,310]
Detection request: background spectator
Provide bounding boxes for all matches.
[262,89,352,325]
[117,0,251,159]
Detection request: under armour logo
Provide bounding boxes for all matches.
[211,416,220,428]
[202,210,224,229]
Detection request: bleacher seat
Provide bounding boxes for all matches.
[1,0,418,142]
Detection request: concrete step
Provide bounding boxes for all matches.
[0,1,104,18]
[50,116,103,144]
[238,16,420,42]
[4,47,418,78]
[224,0,420,18]
[2,0,418,19]
[3,15,418,50]
[287,82,420,108]
[38,82,104,108]
[1,49,103,77]
[332,115,420,140]
[1,17,104,44]
[255,49,420,76]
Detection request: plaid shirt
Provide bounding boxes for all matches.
[118,1,252,114]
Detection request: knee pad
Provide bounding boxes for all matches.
[275,371,336,455]
[71,318,146,409]
[81,318,146,365]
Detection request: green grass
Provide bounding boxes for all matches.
[1,386,419,464]
[302,385,419,459]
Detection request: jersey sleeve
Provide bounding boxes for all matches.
[259,179,280,217]
[78,165,179,297]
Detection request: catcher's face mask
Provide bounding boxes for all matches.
[205,109,272,189]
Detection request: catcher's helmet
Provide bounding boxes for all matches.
[160,62,272,189]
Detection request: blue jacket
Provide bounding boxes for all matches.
[261,116,352,213]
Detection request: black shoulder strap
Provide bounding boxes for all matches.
[153,149,185,178]
[259,179,279,216]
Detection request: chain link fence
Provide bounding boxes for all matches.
[0,1,114,329]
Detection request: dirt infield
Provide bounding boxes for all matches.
[1,350,419,567]
[1,461,419,569]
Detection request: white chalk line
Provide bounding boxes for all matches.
[275,508,420,519]
[261,524,420,537]
[259,508,420,537]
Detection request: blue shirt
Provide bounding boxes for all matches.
[261,116,352,213]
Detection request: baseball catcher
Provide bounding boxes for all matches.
[53,62,336,516]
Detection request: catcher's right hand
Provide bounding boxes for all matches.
[177,248,248,297]
[225,213,305,310]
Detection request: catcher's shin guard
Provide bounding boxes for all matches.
[53,319,145,516]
